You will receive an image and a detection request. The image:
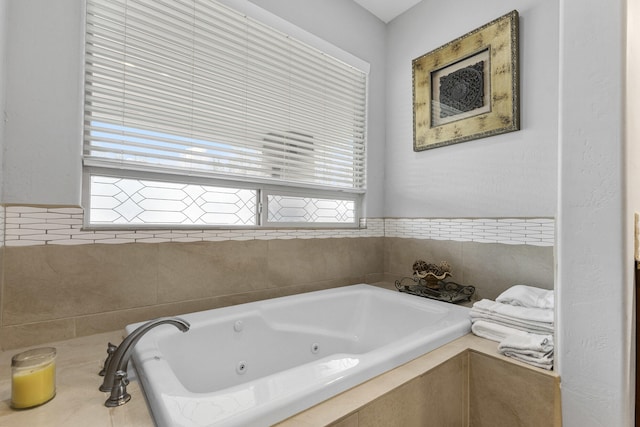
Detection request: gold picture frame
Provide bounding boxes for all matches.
[412,10,520,151]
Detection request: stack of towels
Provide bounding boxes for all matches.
[470,285,554,370]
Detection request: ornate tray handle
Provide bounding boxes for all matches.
[395,276,475,303]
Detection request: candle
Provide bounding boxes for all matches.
[11,347,56,409]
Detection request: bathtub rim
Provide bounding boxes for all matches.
[127,283,471,426]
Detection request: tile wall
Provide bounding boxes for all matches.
[4,207,384,245]
[4,207,553,247]
[385,217,555,246]
[277,343,561,427]
[0,206,555,350]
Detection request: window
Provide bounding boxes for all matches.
[88,174,258,226]
[83,0,368,227]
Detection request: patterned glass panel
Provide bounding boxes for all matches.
[267,195,355,223]
[90,176,257,226]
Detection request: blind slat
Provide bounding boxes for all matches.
[84,0,368,192]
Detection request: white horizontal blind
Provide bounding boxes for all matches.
[84,0,368,192]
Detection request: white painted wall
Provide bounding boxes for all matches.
[385,0,558,217]
[3,0,83,205]
[557,0,631,425]
[628,0,640,247]
[627,0,640,423]
[0,0,7,201]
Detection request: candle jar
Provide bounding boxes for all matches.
[11,347,57,409]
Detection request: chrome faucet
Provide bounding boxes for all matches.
[99,317,190,407]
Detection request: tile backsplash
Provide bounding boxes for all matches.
[385,218,554,246]
[3,206,554,247]
[0,205,555,350]
[4,206,384,246]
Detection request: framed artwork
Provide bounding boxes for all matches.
[412,10,520,151]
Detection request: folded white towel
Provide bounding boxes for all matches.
[498,333,554,370]
[470,310,554,334]
[470,313,554,335]
[471,299,554,324]
[496,285,554,310]
[498,333,554,357]
[500,351,554,370]
[470,299,554,335]
[471,320,531,342]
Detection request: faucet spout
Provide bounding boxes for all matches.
[99,316,190,405]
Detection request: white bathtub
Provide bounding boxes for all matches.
[127,284,471,427]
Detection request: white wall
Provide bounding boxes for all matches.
[557,0,631,425]
[628,0,640,251]
[627,0,640,423]
[0,0,7,201]
[3,0,83,205]
[2,0,387,217]
[385,0,558,218]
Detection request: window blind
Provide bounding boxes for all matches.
[83,0,368,192]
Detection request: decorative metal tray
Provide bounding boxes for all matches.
[395,277,475,303]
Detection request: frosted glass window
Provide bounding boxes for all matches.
[90,176,257,226]
[267,195,355,224]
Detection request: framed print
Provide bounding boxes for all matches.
[412,10,520,151]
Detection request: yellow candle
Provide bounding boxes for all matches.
[11,347,56,409]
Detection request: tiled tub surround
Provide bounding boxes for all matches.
[0,332,561,427]
[384,237,555,301]
[0,238,385,350]
[0,206,555,350]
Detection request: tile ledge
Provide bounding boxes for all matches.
[0,329,558,427]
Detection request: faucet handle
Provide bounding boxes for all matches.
[98,342,118,377]
[105,370,131,407]
[99,317,190,405]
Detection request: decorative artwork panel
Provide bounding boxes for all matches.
[413,10,520,151]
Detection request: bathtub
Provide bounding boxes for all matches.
[127,284,471,426]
